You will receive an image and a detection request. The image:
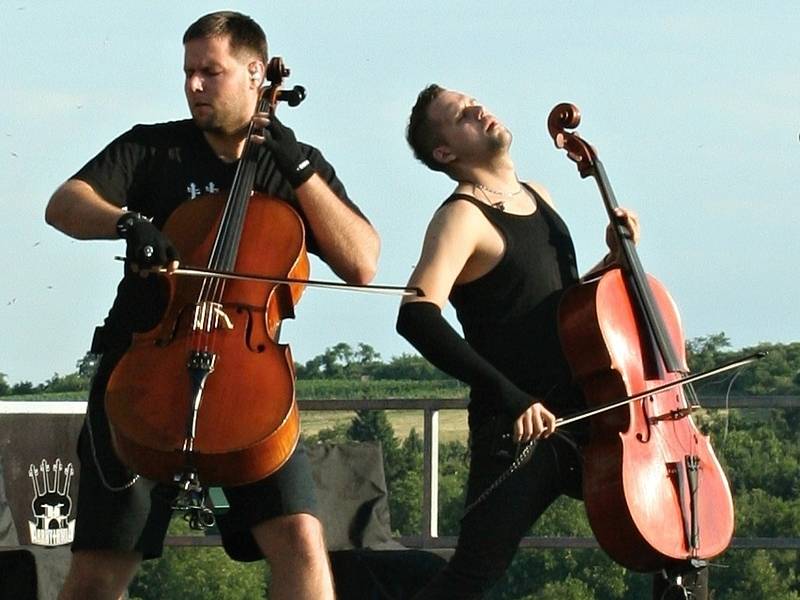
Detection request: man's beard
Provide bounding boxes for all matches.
[487,127,512,154]
[190,96,249,136]
[194,110,246,137]
[193,110,227,134]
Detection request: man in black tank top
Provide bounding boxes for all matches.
[395,85,712,600]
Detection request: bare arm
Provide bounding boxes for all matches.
[45,179,179,272]
[401,201,482,308]
[45,179,125,240]
[398,201,556,441]
[293,174,380,285]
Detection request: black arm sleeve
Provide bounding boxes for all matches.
[396,301,532,418]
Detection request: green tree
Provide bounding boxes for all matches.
[686,332,732,373]
[295,343,353,379]
[130,520,267,599]
[354,342,382,368]
[130,547,267,600]
[294,344,452,381]
[347,409,402,481]
[0,373,10,396]
[719,418,800,499]
[10,380,37,395]
[347,409,397,452]
[436,440,469,536]
[295,342,382,379]
[372,353,450,381]
[688,401,800,599]
[524,576,595,600]
[41,371,91,393]
[76,351,100,379]
[387,467,422,535]
[305,421,351,444]
[738,342,800,394]
[712,550,800,600]
[388,428,425,534]
[687,335,800,396]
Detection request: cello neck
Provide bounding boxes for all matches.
[546,103,683,376]
[203,96,267,274]
[207,57,303,274]
[591,157,684,375]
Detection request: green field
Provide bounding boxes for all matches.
[300,408,470,443]
[2,380,472,443]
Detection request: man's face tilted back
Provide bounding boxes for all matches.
[427,89,512,171]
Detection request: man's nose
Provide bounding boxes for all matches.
[187,75,203,93]
[467,105,485,120]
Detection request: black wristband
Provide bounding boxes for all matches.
[288,158,314,188]
[115,211,146,239]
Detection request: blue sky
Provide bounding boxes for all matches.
[2,1,798,384]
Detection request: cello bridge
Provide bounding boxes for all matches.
[648,407,694,424]
[192,301,234,331]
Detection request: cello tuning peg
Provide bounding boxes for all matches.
[278,86,306,107]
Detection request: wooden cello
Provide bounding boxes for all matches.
[548,103,734,572]
[105,57,308,488]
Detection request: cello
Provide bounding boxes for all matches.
[105,57,308,489]
[548,103,735,572]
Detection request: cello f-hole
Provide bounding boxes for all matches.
[636,396,653,443]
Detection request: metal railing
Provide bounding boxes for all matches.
[162,395,800,550]
[3,396,799,551]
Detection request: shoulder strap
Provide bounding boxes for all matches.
[519,183,579,283]
[441,192,491,212]
[520,183,568,237]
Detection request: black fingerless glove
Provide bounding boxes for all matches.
[263,115,314,188]
[116,212,179,269]
[396,301,532,419]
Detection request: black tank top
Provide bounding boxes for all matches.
[446,185,582,419]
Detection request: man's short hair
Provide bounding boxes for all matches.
[183,11,268,63]
[406,84,448,173]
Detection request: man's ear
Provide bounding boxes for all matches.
[433,145,456,165]
[248,61,265,86]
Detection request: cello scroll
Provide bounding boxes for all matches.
[262,57,307,115]
[547,102,598,177]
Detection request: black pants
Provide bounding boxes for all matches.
[412,420,709,600]
[412,420,584,599]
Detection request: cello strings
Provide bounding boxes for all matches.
[193,113,261,354]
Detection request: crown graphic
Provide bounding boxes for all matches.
[28,458,76,546]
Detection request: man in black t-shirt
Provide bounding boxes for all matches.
[45,11,379,600]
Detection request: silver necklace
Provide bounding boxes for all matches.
[473,182,523,197]
[472,182,522,211]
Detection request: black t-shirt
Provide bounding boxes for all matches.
[74,118,361,346]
